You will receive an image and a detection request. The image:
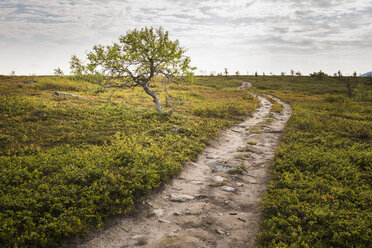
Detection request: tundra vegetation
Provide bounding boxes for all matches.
[246,75,371,248]
[0,75,257,247]
[0,71,371,247]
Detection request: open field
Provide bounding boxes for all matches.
[0,74,371,247]
[0,75,258,247]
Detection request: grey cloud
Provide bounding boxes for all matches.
[0,0,371,75]
[267,0,348,8]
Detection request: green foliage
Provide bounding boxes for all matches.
[266,97,283,113]
[32,77,94,92]
[310,70,328,80]
[193,102,251,120]
[70,27,195,112]
[253,78,372,248]
[0,75,258,247]
[0,136,179,247]
[53,67,64,76]
[324,94,346,103]
[244,74,372,100]
[271,102,283,113]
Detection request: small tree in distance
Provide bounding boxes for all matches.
[54,67,64,76]
[310,70,327,80]
[224,68,228,77]
[70,27,195,112]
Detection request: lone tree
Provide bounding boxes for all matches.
[54,67,64,76]
[70,27,194,112]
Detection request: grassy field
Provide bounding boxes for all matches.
[1,74,371,247]
[246,75,372,247]
[0,75,258,247]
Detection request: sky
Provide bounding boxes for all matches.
[0,0,371,76]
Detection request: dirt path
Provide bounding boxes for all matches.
[73,83,292,248]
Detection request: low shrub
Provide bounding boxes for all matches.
[0,75,258,247]
[324,94,346,103]
[256,88,372,247]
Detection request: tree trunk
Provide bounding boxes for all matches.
[143,85,163,112]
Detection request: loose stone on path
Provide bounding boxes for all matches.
[169,193,195,202]
[212,164,234,173]
[220,186,237,192]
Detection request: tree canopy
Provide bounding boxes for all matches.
[70,27,195,111]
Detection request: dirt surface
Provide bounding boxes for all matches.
[72,83,292,248]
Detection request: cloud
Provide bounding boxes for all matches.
[0,0,371,75]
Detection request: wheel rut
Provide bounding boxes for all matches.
[73,83,292,248]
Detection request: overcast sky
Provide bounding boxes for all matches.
[1,0,371,75]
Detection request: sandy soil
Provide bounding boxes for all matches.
[70,83,292,248]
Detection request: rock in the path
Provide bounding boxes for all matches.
[236,182,244,187]
[133,235,148,246]
[212,164,234,173]
[215,228,231,236]
[247,178,258,184]
[158,219,171,223]
[194,194,208,199]
[173,211,185,216]
[166,232,180,238]
[212,176,226,182]
[144,201,154,208]
[153,209,164,216]
[215,228,226,235]
[169,193,195,202]
[186,162,198,166]
[237,217,247,222]
[220,186,236,192]
[173,209,191,216]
